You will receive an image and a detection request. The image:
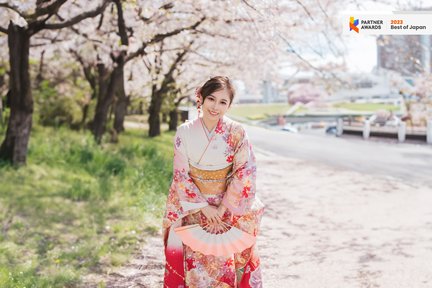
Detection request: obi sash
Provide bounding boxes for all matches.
[189,164,233,195]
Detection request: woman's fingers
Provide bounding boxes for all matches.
[209,215,217,225]
[214,215,221,224]
[212,214,221,224]
[202,206,224,226]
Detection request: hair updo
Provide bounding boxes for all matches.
[197,76,235,105]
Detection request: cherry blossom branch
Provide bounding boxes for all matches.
[125,17,205,63]
[42,0,110,30]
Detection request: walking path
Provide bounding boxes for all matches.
[85,148,432,287]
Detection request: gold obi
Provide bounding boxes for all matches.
[189,164,233,195]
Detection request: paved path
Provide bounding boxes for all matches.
[246,125,432,187]
[85,148,432,287]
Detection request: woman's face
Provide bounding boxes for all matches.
[200,89,231,122]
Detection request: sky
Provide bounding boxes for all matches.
[343,29,378,73]
[277,2,402,76]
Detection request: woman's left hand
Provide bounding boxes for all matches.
[217,204,227,219]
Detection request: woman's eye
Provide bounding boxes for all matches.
[220,102,227,105]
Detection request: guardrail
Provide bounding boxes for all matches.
[337,118,432,144]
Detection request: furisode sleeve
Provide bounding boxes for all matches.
[222,126,257,216]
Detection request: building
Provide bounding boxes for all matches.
[377,35,432,76]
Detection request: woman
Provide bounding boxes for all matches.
[163,76,264,287]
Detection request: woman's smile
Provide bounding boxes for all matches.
[208,110,219,116]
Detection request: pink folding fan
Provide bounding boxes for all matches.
[174,222,256,256]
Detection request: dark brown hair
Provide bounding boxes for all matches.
[198,76,235,105]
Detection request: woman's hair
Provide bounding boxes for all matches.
[198,76,235,104]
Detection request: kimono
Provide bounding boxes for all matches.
[163,116,265,288]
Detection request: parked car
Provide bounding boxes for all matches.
[325,125,337,135]
[282,124,298,133]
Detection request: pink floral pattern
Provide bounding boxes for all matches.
[175,136,182,149]
[226,154,234,163]
[163,117,264,288]
[167,211,178,222]
[215,119,225,134]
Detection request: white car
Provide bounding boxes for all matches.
[282,124,298,133]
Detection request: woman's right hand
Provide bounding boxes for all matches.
[200,205,221,225]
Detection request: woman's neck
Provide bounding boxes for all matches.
[201,116,219,132]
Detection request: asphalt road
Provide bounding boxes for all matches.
[245,125,432,188]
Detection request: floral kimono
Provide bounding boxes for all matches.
[163,116,265,288]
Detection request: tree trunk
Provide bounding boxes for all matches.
[148,86,163,137]
[0,23,32,166]
[0,75,3,125]
[35,50,45,87]
[0,74,4,124]
[92,58,124,144]
[162,113,167,123]
[168,108,178,131]
[113,69,128,133]
[81,70,97,130]
[80,102,90,130]
[0,97,3,127]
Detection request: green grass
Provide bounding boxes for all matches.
[0,125,174,287]
[227,103,291,120]
[227,102,400,121]
[333,102,400,112]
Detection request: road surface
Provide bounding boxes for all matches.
[246,125,432,188]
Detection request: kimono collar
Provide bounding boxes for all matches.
[199,117,223,141]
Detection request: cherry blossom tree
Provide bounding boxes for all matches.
[65,1,204,142]
[0,0,109,165]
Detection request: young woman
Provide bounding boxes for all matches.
[163,76,264,287]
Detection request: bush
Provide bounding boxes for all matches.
[35,80,84,129]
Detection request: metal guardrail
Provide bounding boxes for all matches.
[337,118,432,144]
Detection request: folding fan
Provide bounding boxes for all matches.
[174,222,255,256]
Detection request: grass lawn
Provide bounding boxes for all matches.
[0,125,174,287]
[227,103,291,120]
[227,102,400,120]
[333,102,400,112]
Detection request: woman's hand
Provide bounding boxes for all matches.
[200,205,221,225]
[217,204,227,219]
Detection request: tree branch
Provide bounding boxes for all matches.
[42,0,110,30]
[34,0,68,18]
[142,56,152,72]
[69,49,97,90]
[30,37,69,47]
[0,26,7,34]
[175,95,188,106]
[61,17,105,44]
[165,44,191,80]
[278,33,344,82]
[137,2,174,24]
[113,0,128,46]
[190,50,233,66]
[241,0,260,13]
[125,17,205,63]
[148,17,205,45]
[195,28,236,40]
